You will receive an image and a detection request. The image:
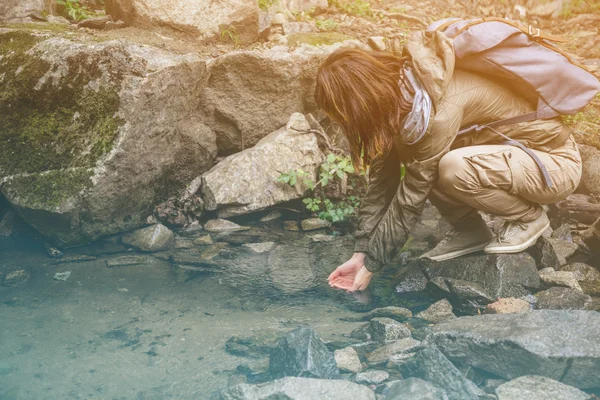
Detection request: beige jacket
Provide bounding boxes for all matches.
[355,31,572,272]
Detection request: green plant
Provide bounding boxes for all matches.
[315,18,338,31]
[56,0,92,21]
[331,0,373,18]
[258,0,279,11]
[278,153,364,223]
[220,26,239,48]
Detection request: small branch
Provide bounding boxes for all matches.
[290,127,344,155]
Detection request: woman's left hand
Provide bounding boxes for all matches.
[349,266,373,292]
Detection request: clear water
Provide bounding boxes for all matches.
[0,230,428,399]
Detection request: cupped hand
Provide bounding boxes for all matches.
[328,253,373,292]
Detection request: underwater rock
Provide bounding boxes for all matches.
[105,0,259,43]
[269,327,338,379]
[300,218,331,231]
[193,235,214,245]
[50,255,97,265]
[121,224,175,252]
[213,377,376,400]
[534,287,591,310]
[538,268,582,291]
[343,307,413,322]
[2,269,30,287]
[355,370,389,385]
[430,310,600,389]
[201,114,324,218]
[53,271,71,281]
[260,211,282,222]
[383,378,448,400]
[365,338,421,366]
[416,346,485,400]
[415,299,456,324]
[105,255,155,267]
[484,297,531,314]
[495,375,591,400]
[226,331,281,358]
[369,318,411,343]
[243,242,276,254]
[334,346,362,373]
[0,210,16,238]
[204,219,249,233]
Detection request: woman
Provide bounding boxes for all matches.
[318,31,582,292]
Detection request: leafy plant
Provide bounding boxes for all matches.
[315,18,338,31]
[56,0,92,21]
[330,0,374,18]
[258,0,279,11]
[221,26,239,48]
[278,153,365,223]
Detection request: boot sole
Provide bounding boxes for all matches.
[420,241,491,262]
[484,221,550,254]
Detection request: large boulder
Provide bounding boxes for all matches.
[0,0,45,21]
[430,310,600,389]
[201,113,324,218]
[0,30,214,247]
[212,377,376,400]
[578,144,600,196]
[105,0,259,43]
[495,376,591,400]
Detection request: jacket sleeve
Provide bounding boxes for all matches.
[354,145,402,253]
[363,106,462,272]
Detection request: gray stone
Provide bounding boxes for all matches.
[53,271,71,281]
[193,235,213,245]
[300,218,331,231]
[121,224,175,252]
[106,255,155,267]
[385,352,417,370]
[260,210,282,222]
[578,144,600,197]
[484,297,531,314]
[243,242,276,253]
[551,223,573,242]
[495,375,591,400]
[560,263,600,295]
[50,255,97,265]
[416,347,485,400]
[105,0,259,43]
[482,379,507,394]
[345,307,413,322]
[213,377,376,400]
[204,219,249,233]
[430,310,600,389]
[283,221,300,231]
[0,0,44,20]
[535,287,591,310]
[535,236,579,270]
[269,327,338,379]
[350,323,372,341]
[77,15,112,29]
[430,278,494,313]
[366,338,421,365]
[415,299,456,324]
[369,318,411,343]
[334,346,362,373]
[539,268,582,291]
[0,210,16,238]
[2,269,29,287]
[202,114,324,218]
[46,15,71,24]
[355,370,389,385]
[384,378,448,400]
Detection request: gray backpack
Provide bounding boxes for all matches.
[428,17,600,186]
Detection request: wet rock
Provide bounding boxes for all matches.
[399,253,540,303]
[201,114,324,218]
[0,0,44,20]
[495,375,591,400]
[344,307,413,323]
[416,346,485,400]
[106,255,155,267]
[534,236,579,270]
[534,287,591,310]
[355,370,389,385]
[243,242,276,253]
[484,297,530,314]
[53,271,71,281]
[44,243,63,258]
[430,310,600,389]
[560,263,600,295]
[215,227,279,245]
[193,235,213,245]
[539,268,582,291]
[2,269,29,287]
[50,255,97,265]
[578,144,600,197]
[105,0,259,43]
[213,377,376,400]
[300,218,331,231]
[226,331,280,358]
[430,278,495,313]
[384,378,448,400]
[366,338,421,365]
[174,237,194,249]
[122,224,175,252]
[369,318,411,343]
[204,219,249,233]
[283,221,300,231]
[260,210,282,222]
[77,15,112,29]
[415,299,456,324]
[385,352,418,372]
[269,327,338,379]
[334,346,362,373]
[0,210,16,238]
[310,234,336,242]
[482,378,507,394]
[350,324,372,341]
[394,263,428,294]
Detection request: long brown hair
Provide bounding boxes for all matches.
[314,48,411,170]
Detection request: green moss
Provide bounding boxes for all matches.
[286,32,354,47]
[0,22,74,34]
[0,30,124,176]
[4,168,93,209]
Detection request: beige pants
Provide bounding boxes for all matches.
[430,136,582,229]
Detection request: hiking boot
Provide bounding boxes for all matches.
[420,217,494,262]
[484,211,550,254]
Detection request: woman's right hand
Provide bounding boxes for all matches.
[328,252,366,291]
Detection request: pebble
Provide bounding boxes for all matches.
[2,269,29,287]
[485,297,531,314]
[355,369,389,385]
[415,299,456,323]
[204,219,249,233]
[334,346,363,373]
[193,235,213,245]
[53,271,71,281]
